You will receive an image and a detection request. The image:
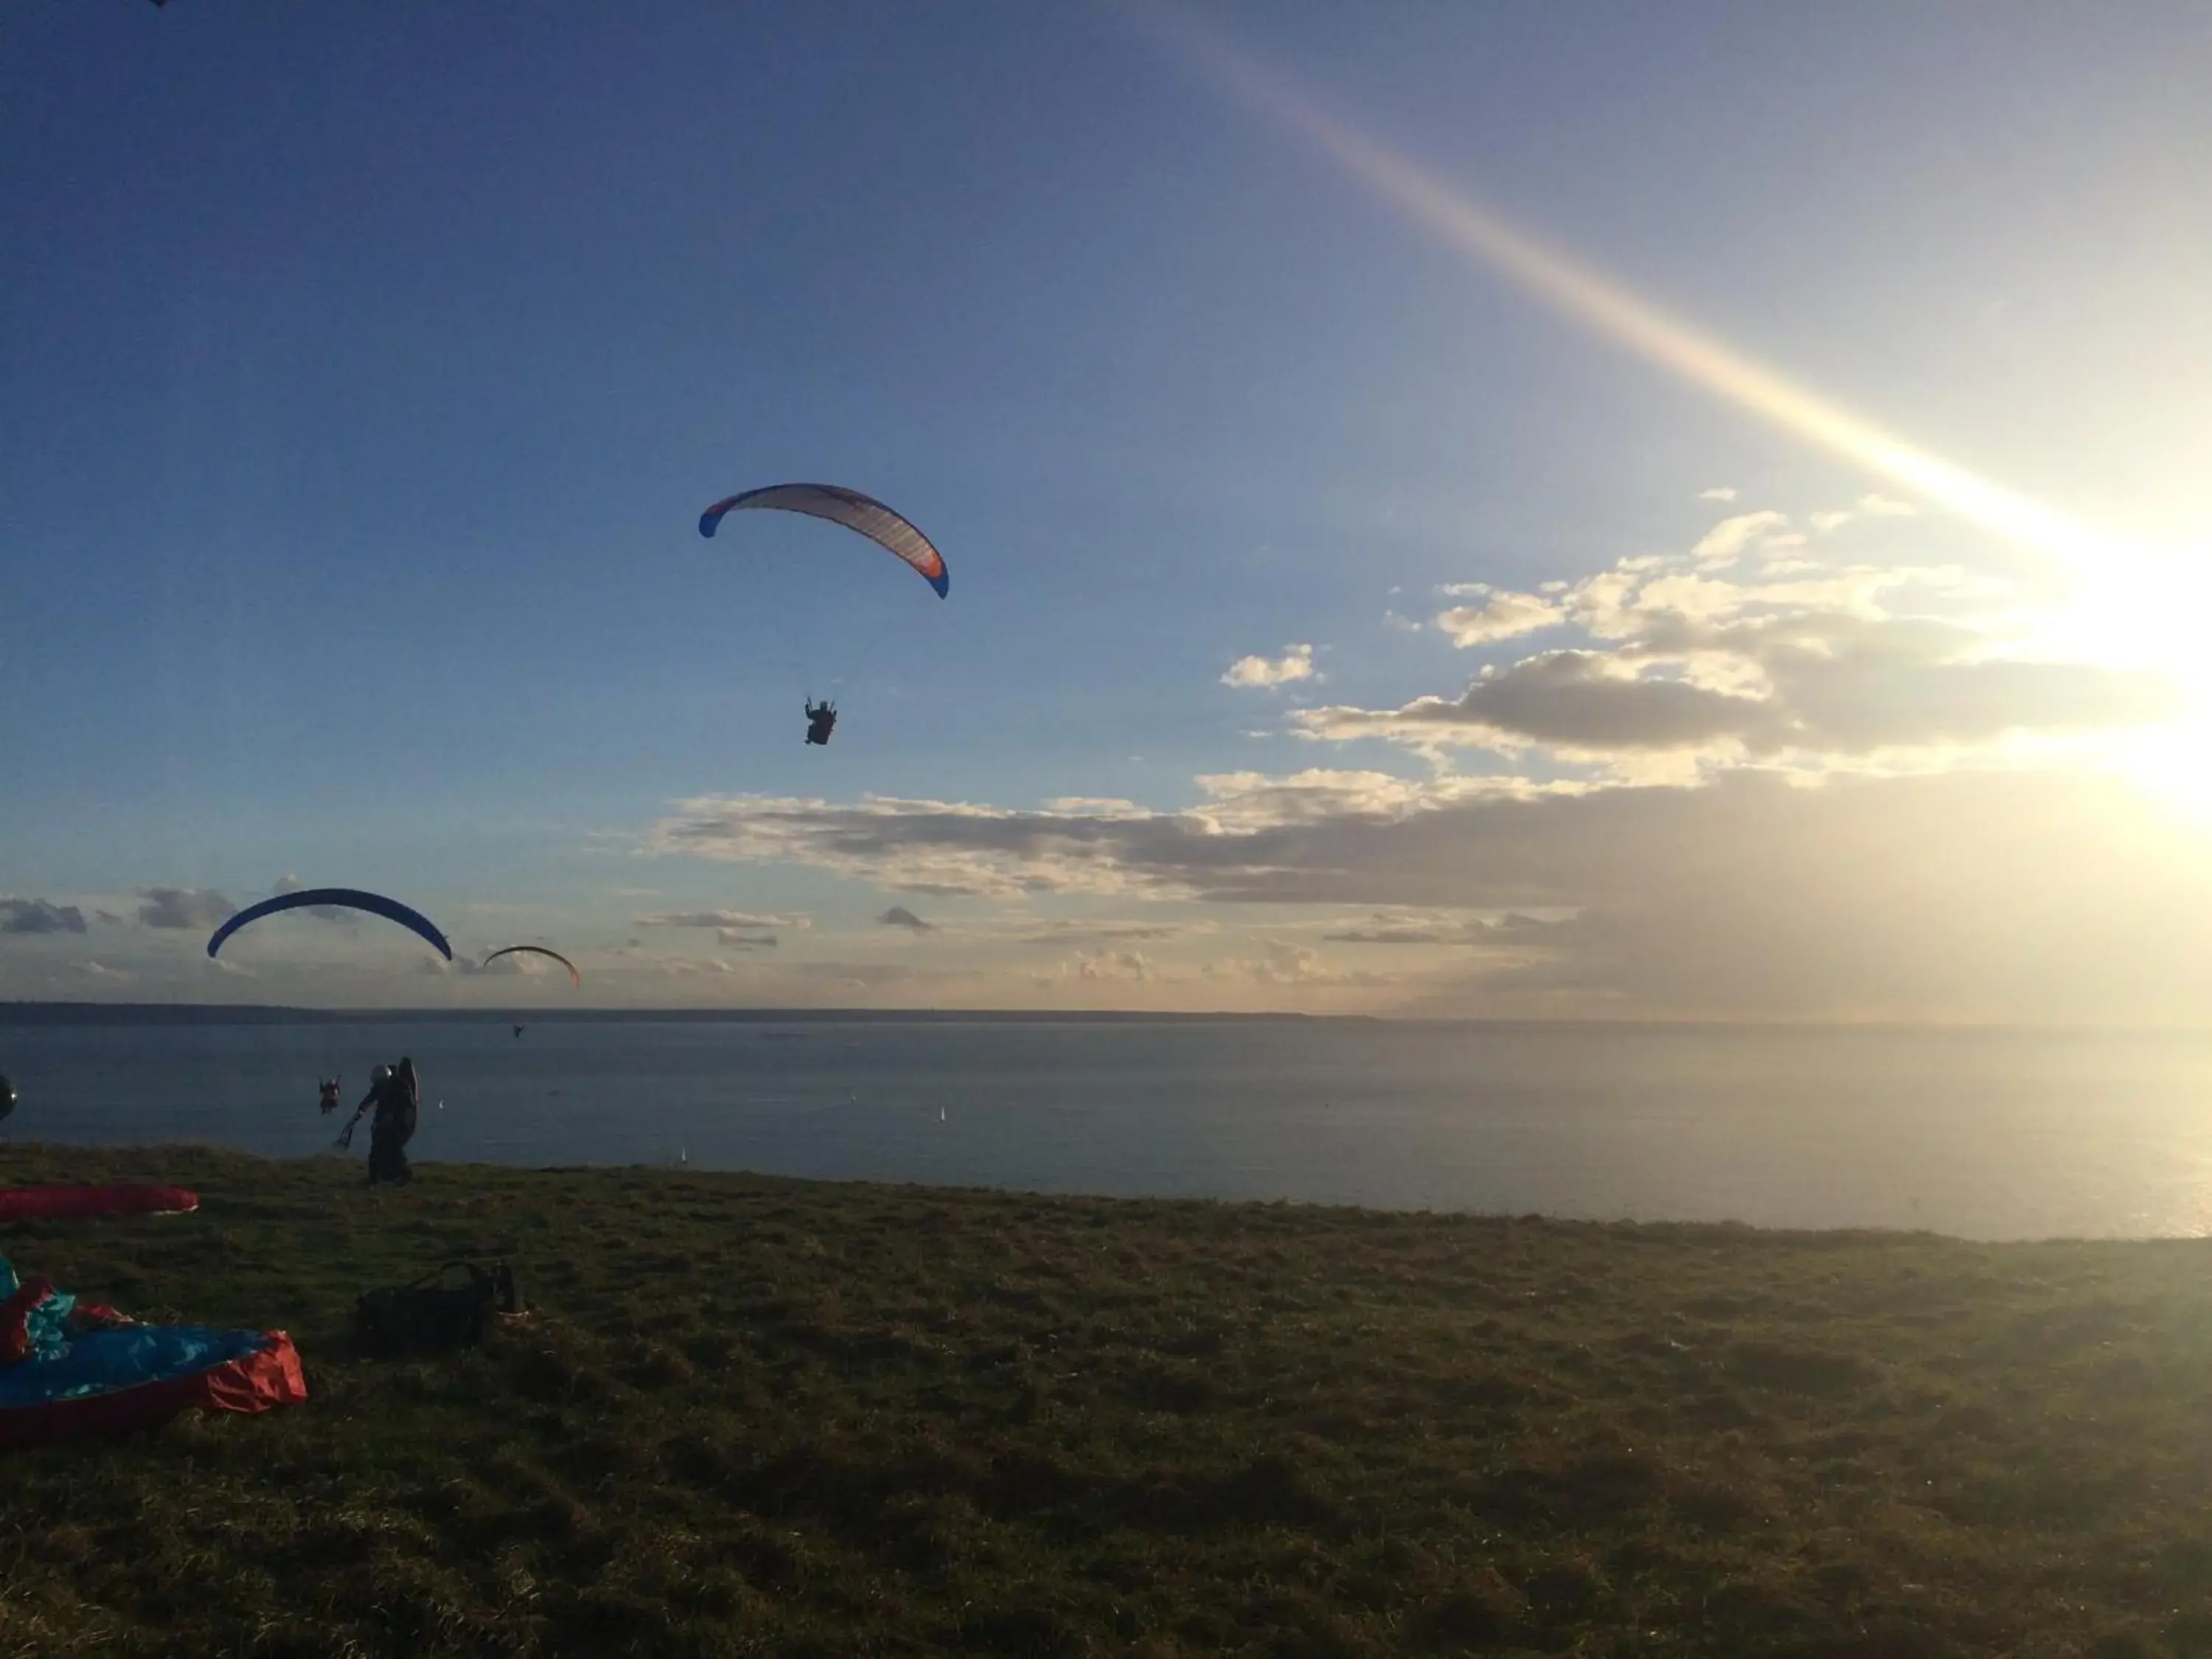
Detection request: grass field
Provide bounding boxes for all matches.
[0,1143,2208,1657]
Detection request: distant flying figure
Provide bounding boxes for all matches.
[318,1077,342,1115]
[513,1025,524,1039]
[804,700,837,745]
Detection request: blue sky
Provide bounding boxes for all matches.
[6,3,2212,1016]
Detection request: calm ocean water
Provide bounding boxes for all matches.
[2,1017,2209,1240]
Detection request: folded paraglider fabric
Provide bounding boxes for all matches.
[0,1254,305,1446]
[0,1185,199,1223]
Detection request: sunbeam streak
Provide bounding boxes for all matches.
[1154,10,2132,574]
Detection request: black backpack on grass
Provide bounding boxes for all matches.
[352,1261,518,1359]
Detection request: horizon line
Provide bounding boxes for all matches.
[1,1001,2205,1037]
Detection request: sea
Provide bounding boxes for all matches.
[2,1013,2210,1241]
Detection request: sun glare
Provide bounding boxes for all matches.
[1152,11,2212,821]
[2019,535,2212,816]
[2112,613,2212,819]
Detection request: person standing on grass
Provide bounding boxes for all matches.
[351,1060,420,1186]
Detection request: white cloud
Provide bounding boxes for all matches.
[1433,585,1566,647]
[1699,486,1738,502]
[1039,797,1150,817]
[647,794,1171,898]
[636,910,807,931]
[1292,525,2179,764]
[1187,768,1498,829]
[1812,493,1923,534]
[1692,510,1801,566]
[1014,919,1193,947]
[1321,924,1447,945]
[1221,644,1316,689]
[137,888,235,931]
[1072,948,1155,981]
[1245,944,1322,984]
[641,764,2212,1021]
[1296,622,2178,759]
[1298,651,1783,754]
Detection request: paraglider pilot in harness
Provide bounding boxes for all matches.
[804,700,837,745]
[344,1059,420,1186]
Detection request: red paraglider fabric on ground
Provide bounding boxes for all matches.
[0,1331,305,1448]
[0,1276,60,1363]
[0,1186,199,1223]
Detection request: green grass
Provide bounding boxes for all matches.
[1,1144,2211,1657]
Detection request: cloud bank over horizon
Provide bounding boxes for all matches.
[617,496,2207,1023]
[640,764,2212,1022]
[1297,506,2180,768]
[8,497,2205,1023]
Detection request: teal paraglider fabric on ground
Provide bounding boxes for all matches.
[0,1254,306,1444]
[0,1321,271,1407]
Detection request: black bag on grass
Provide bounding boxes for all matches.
[352,1261,518,1358]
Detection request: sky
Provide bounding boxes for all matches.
[4,1,2212,1020]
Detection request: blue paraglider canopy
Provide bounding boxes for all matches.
[205,888,453,961]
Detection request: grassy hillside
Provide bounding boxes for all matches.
[0,1144,2207,1657]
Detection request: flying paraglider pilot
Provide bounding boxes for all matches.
[318,1077,341,1115]
[804,700,837,746]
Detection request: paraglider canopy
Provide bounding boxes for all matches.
[205,888,453,961]
[481,945,581,987]
[698,483,949,597]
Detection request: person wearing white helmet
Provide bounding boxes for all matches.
[365,1059,420,1186]
[341,1064,415,1186]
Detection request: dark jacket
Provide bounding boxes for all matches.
[378,1060,420,1147]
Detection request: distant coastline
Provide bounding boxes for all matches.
[3,1003,2198,1035]
[0,1001,1357,1028]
